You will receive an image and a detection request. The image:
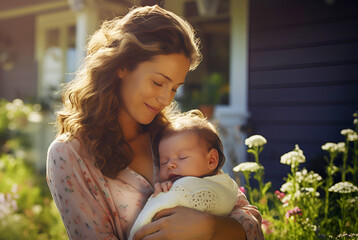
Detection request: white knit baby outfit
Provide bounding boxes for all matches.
[129,173,239,239]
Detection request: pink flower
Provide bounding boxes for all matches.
[275,190,288,205]
[275,190,285,200]
[285,206,302,219]
[239,186,246,194]
[261,219,273,234]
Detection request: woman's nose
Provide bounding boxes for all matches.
[157,88,173,106]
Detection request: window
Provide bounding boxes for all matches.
[36,11,76,106]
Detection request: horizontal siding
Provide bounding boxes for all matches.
[248,0,358,188]
[250,85,358,104]
[252,124,348,144]
[250,0,358,31]
[251,19,358,51]
[250,42,358,70]
[250,64,358,87]
[249,105,356,123]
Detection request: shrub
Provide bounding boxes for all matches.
[0,99,67,240]
[234,112,358,239]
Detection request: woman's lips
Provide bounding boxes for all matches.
[145,103,160,113]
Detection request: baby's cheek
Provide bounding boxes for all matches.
[158,169,167,181]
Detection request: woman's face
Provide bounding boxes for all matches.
[118,54,190,125]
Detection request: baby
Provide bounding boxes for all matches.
[129,110,239,239]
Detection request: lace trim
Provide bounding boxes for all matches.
[172,186,218,212]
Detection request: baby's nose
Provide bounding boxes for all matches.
[168,160,176,169]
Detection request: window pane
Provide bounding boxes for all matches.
[42,28,63,97]
[66,25,77,82]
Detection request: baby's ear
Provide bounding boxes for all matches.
[207,148,219,171]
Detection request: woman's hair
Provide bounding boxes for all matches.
[56,5,202,178]
[153,109,226,174]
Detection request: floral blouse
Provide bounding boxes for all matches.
[46,137,264,240]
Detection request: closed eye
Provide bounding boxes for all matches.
[153,80,163,87]
[178,156,188,160]
[160,160,168,166]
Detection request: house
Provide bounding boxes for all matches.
[0,0,357,188]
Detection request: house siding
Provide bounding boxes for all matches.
[0,0,69,101]
[248,0,358,188]
[0,15,37,100]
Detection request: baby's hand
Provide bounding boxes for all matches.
[153,181,173,198]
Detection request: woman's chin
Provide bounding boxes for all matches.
[138,116,156,125]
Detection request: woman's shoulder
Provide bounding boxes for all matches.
[47,134,84,163]
[49,134,80,151]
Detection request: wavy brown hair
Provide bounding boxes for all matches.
[56,5,201,178]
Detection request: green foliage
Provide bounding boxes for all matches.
[0,98,67,239]
[177,72,229,111]
[234,112,358,240]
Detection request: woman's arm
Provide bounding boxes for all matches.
[229,191,264,240]
[133,189,263,240]
[47,140,120,239]
[132,206,246,240]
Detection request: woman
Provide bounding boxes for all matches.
[47,5,263,240]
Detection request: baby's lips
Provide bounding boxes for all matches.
[168,174,183,183]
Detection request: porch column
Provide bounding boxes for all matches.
[69,0,100,67]
[214,0,249,177]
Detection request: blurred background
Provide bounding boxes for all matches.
[0,0,357,238]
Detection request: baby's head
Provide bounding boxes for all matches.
[156,110,225,182]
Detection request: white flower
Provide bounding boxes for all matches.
[282,194,291,206]
[337,142,346,153]
[328,182,358,194]
[293,190,302,199]
[349,196,358,205]
[354,119,358,125]
[301,187,320,197]
[32,204,42,215]
[309,173,322,183]
[296,169,322,184]
[280,145,305,167]
[233,162,262,172]
[0,193,18,219]
[347,132,358,142]
[28,111,43,123]
[341,129,355,136]
[5,102,15,111]
[328,165,339,175]
[245,135,267,148]
[12,99,24,107]
[280,182,299,193]
[280,182,293,192]
[321,142,338,152]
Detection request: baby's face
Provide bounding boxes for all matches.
[158,131,213,182]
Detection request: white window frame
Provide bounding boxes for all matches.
[35,10,76,98]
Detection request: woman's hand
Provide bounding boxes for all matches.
[132,206,246,240]
[132,206,213,240]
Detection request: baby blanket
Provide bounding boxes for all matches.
[129,173,239,239]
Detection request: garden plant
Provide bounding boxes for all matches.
[234,112,358,240]
[0,99,67,240]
